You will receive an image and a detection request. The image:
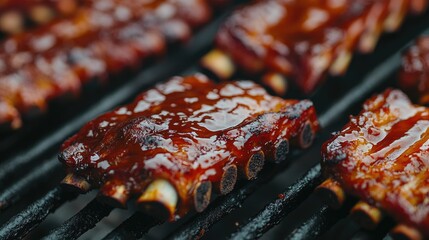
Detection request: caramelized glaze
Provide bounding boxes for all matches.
[0,0,218,130]
[216,0,424,94]
[399,35,429,104]
[59,74,319,218]
[322,89,429,237]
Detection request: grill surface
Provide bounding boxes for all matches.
[0,1,429,239]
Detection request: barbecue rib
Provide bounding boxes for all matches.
[0,0,224,130]
[321,89,429,238]
[0,0,80,34]
[210,0,428,95]
[59,74,319,220]
[399,35,429,104]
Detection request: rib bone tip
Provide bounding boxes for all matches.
[137,179,178,220]
[61,173,91,193]
[201,49,235,80]
[315,178,345,209]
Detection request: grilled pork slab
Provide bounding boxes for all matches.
[214,0,428,94]
[322,89,429,237]
[59,74,319,220]
[400,35,429,104]
[0,0,224,130]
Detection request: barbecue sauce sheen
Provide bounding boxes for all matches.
[59,74,319,218]
[216,0,408,93]
[322,89,429,236]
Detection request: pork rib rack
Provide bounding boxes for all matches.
[400,35,429,105]
[0,0,224,130]
[321,89,429,238]
[205,0,428,95]
[59,74,319,220]
[0,0,81,34]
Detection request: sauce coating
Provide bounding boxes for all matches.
[216,0,425,94]
[322,89,429,237]
[399,35,429,104]
[0,0,219,130]
[60,74,319,218]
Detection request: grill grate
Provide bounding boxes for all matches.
[0,3,429,239]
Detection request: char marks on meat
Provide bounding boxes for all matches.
[60,74,319,219]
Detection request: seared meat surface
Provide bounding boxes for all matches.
[60,74,319,219]
[0,0,223,130]
[322,89,429,237]
[400,35,429,104]
[216,0,428,94]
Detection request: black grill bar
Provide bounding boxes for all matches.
[168,152,306,240]
[102,212,160,240]
[0,186,77,240]
[285,205,340,240]
[42,199,114,240]
[0,158,60,213]
[228,164,322,240]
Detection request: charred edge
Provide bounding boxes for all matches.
[98,183,129,209]
[137,179,178,221]
[200,49,235,80]
[298,121,315,149]
[61,173,91,193]
[350,201,383,230]
[244,150,265,180]
[274,139,290,163]
[315,179,345,209]
[194,181,212,213]
[390,224,423,240]
[216,164,238,195]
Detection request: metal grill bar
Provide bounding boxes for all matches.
[102,212,160,240]
[42,199,114,239]
[0,158,60,212]
[0,186,77,240]
[285,205,340,240]
[229,165,322,240]
[168,153,303,240]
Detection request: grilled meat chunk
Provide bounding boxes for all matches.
[216,0,428,94]
[322,89,429,237]
[399,35,429,104]
[59,74,319,220]
[0,0,224,130]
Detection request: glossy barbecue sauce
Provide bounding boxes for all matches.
[322,89,429,237]
[217,0,405,93]
[60,74,319,218]
[0,0,213,129]
[400,35,429,104]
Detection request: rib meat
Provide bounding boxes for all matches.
[0,0,224,130]
[399,35,429,104]
[216,0,428,94]
[322,89,429,237]
[59,74,319,219]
